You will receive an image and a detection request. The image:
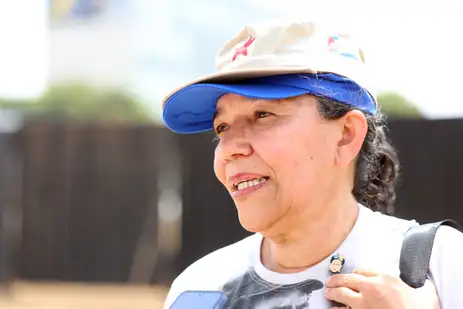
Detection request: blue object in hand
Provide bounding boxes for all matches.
[170,291,227,309]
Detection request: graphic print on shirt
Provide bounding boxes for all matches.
[221,268,324,309]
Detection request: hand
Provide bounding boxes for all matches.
[324,269,439,309]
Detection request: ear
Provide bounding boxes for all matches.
[335,110,368,167]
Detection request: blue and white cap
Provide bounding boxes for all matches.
[161,19,377,134]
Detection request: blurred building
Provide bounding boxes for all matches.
[48,0,134,90]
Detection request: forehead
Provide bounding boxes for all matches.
[215,93,308,118]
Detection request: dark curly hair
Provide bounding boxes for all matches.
[316,96,400,214]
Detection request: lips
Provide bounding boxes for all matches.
[233,176,269,191]
[227,173,270,192]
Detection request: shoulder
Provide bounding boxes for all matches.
[429,223,463,308]
[383,215,463,308]
[360,206,418,241]
[433,222,463,246]
[163,233,261,309]
[350,206,417,272]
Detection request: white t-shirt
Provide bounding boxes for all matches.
[163,204,463,309]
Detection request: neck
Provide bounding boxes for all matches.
[260,194,359,273]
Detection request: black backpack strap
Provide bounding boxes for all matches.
[399,219,462,288]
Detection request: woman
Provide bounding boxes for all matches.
[160,19,463,309]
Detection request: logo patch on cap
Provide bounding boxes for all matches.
[328,35,360,61]
[232,36,256,62]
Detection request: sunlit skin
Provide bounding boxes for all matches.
[212,93,367,271]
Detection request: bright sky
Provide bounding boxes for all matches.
[0,0,48,99]
[0,0,462,119]
[251,0,463,118]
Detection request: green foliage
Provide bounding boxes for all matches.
[0,84,421,122]
[0,83,154,124]
[377,92,422,118]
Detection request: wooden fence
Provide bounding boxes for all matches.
[0,119,462,284]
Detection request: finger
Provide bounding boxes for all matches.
[326,273,369,291]
[353,268,380,277]
[331,301,351,308]
[325,287,360,307]
[355,270,404,287]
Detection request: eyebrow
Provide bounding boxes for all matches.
[214,99,286,120]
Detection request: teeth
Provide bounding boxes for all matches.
[236,177,267,191]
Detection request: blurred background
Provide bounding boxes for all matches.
[0,0,462,308]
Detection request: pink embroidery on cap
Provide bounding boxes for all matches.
[232,36,256,62]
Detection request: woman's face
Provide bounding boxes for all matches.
[213,93,361,233]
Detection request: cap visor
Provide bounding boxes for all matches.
[163,82,309,134]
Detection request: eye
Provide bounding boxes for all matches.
[255,111,272,118]
[214,123,229,135]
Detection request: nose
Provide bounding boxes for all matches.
[217,133,253,162]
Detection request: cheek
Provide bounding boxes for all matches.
[264,129,336,184]
[286,133,331,163]
[213,147,226,185]
[299,130,338,166]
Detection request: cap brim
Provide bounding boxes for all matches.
[163,80,313,134]
[162,68,318,134]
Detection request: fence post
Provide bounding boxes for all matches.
[0,130,22,295]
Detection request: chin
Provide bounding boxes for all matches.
[238,221,267,233]
[236,208,275,233]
